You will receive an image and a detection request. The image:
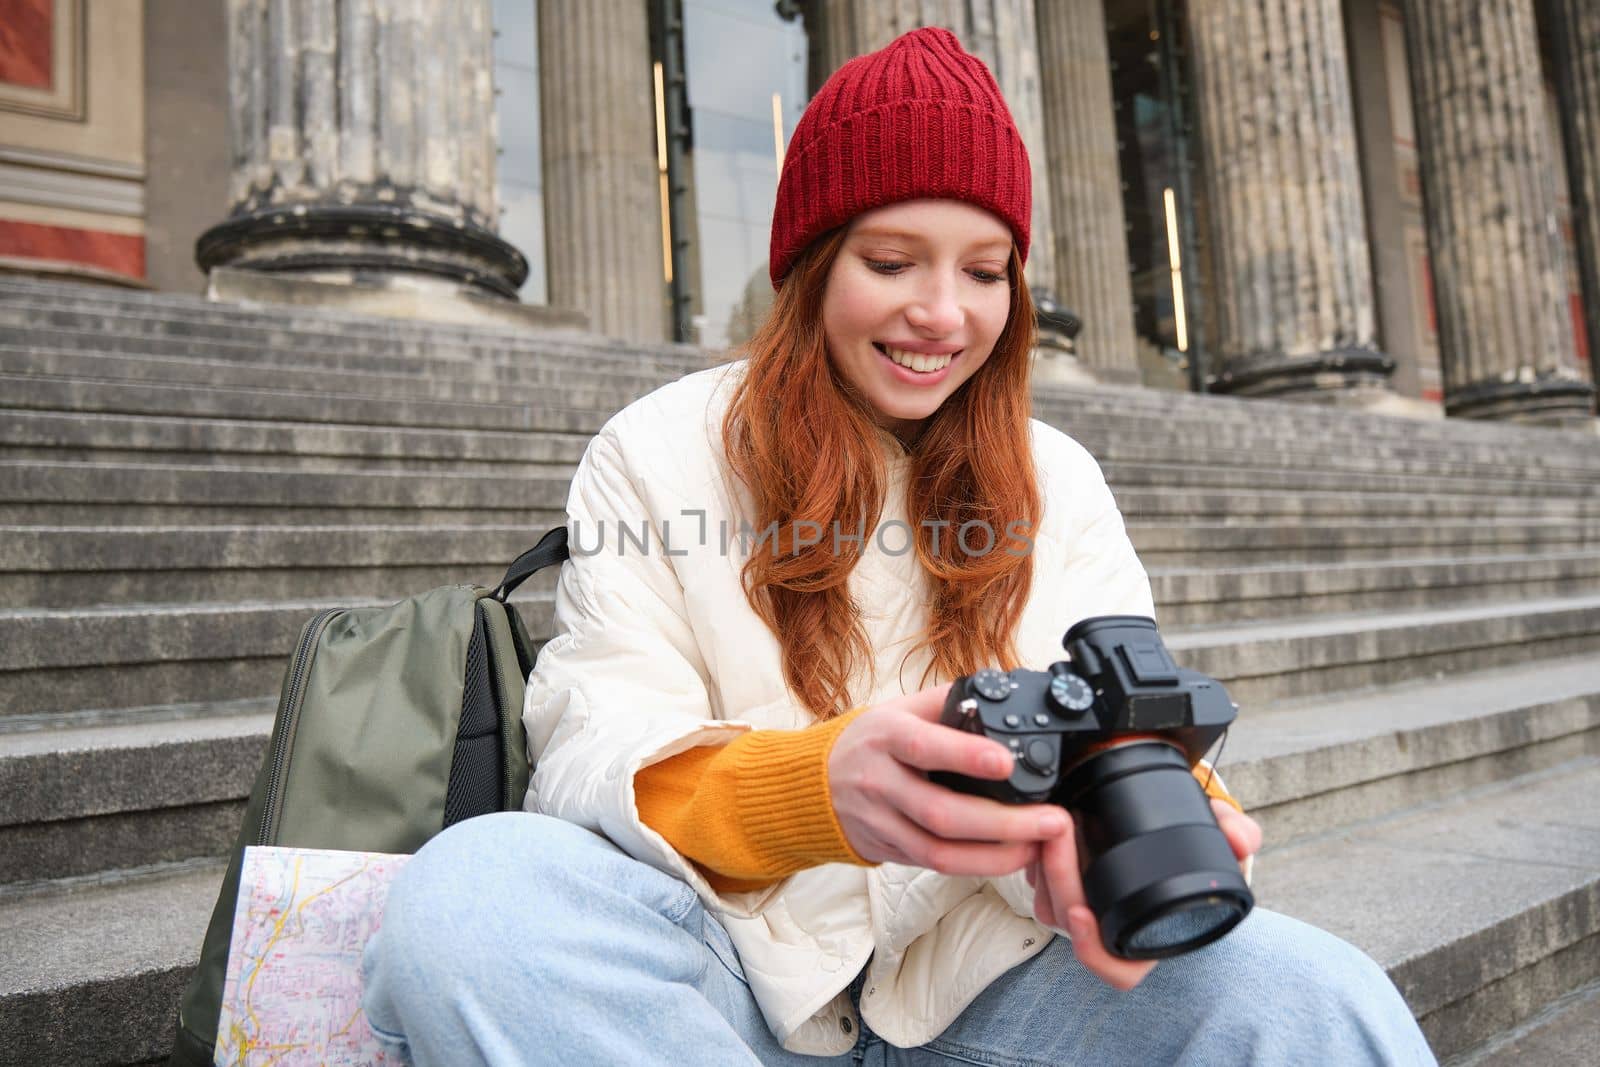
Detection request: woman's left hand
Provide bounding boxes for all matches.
[1025,799,1263,991]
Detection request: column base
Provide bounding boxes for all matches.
[1209,346,1396,398]
[1031,344,1101,386]
[205,266,587,334]
[1444,374,1597,425]
[195,203,529,301]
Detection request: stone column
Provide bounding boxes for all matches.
[1546,0,1600,392]
[1035,0,1139,382]
[804,1,964,85]
[800,1,1058,296]
[1404,0,1594,421]
[196,0,526,299]
[1186,0,1391,398]
[538,0,666,343]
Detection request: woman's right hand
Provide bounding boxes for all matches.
[826,681,1071,877]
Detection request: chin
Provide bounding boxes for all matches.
[876,397,943,424]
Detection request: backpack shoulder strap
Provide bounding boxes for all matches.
[492,525,570,602]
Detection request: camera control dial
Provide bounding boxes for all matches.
[1048,670,1095,717]
[971,668,1013,702]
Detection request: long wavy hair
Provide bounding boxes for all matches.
[720,224,1041,721]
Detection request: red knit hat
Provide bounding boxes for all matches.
[768,26,1032,289]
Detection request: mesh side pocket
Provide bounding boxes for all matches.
[443,608,504,827]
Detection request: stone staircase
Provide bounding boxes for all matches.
[1,274,1597,1064]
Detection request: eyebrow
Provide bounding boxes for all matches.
[850,228,1012,254]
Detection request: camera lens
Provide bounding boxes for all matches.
[1058,740,1253,960]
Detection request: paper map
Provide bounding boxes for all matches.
[214,845,411,1066]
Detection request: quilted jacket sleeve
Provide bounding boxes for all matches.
[523,419,783,918]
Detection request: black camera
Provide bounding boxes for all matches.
[932,615,1252,960]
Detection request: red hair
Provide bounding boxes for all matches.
[721,226,1041,721]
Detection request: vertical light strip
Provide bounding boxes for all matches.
[654,61,673,283]
[771,92,785,171]
[1163,186,1188,353]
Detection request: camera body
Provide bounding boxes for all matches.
[932,615,1253,960]
[933,615,1236,805]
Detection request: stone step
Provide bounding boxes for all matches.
[1100,458,1598,501]
[1254,755,1600,1060]
[12,327,1598,485]
[0,460,572,525]
[9,399,1593,513]
[0,859,227,1065]
[0,524,560,607]
[0,408,591,473]
[0,315,710,382]
[1449,975,1600,1066]
[0,285,711,370]
[1130,519,1600,567]
[6,641,1588,889]
[1166,594,1600,706]
[0,278,1578,436]
[5,583,1593,730]
[10,386,1594,498]
[0,700,272,884]
[5,756,1593,1065]
[0,277,1572,436]
[1070,433,1600,482]
[0,372,613,436]
[7,456,1592,528]
[11,347,1591,487]
[1114,485,1598,523]
[1033,384,1600,452]
[1151,551,1600,625]
[0,358,659,425]
[1219,654,1600,846]
[0,592,558,718]
[0,343,687,412]
[1040,402,1600,469]
[6,518,1592,617]
[0,317,711,387]
[12,325,1595,478]
[3,281,1595,462]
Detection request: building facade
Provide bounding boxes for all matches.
[1,0,1595,424]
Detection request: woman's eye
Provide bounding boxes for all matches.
[970,269,1006,285]
[865,259,908,274]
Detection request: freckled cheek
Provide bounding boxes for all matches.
[834,284,894,337]
[981,295,1013,345]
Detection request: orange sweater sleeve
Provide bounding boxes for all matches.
[634,708,1245,895]
[1193,760,1243,813]
[633,706,874,894]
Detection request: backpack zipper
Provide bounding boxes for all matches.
[258,607,342,845]
[479,601,517,810]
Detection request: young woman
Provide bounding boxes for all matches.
[363,27,1436,1066]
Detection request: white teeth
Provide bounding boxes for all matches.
[883,346,953,372]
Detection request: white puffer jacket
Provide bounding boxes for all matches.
[524,361,1162,1055]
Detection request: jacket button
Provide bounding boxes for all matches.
[841,1018,853,1034]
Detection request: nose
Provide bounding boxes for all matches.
[905,272,963,336]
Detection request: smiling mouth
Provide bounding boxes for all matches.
[873,342,961,373]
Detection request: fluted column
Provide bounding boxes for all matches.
[802,1,1057,294]
[196,0,526,298]
[536,0,664,342]
[1404,0,1594,421]
[806,1,964,82]
[1546,0,1600,393]
[1035,0,1138,381]
[1187,0,1390,398]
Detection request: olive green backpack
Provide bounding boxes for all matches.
[168,527,569,1066]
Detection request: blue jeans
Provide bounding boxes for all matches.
[362,812,1436,1066]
